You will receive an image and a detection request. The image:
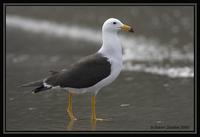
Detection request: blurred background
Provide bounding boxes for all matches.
[6,6,194,131]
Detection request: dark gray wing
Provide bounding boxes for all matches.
[45,53,111,88]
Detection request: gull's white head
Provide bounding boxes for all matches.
[102,18,134,33]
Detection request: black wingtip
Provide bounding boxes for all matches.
[32,85,51,93]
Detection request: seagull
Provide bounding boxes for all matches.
[21,18,134,121]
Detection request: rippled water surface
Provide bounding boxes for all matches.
[5,6,194,132]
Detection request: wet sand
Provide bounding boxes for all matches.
[6,61,194,131]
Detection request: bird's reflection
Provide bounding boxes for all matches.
[66,119,97,131]
[66,120,75,131]
[91,120,97,131]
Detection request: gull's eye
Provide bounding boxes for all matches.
[113,22,117,25]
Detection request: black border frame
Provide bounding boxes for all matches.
[3,3,198,134]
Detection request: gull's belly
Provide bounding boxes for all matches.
[67,59,123,95]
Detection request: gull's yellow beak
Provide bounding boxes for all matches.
[121,24,134,32]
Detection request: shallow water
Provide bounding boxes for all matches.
[5,6,194,132]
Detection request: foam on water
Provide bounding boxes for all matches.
[6,15,101,43]
[123,62,194,78]
[6,15,194,78]
[121,36,193,62]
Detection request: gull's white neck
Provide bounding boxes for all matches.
[98,30,122,61]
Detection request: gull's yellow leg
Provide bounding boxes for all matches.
[67,92,77,120]
[91,95,103,121]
